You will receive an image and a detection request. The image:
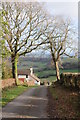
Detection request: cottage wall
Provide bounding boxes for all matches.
[17,68,40,86]
[35,80,40,85]
[28,75,40,85]
[18,75,26,78]
[27,80,35,86]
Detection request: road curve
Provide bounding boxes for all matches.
[2,86,48,118]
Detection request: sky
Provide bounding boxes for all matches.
[1,0,78,25]
[42,2,78,27]
[35,1,78,56]
[17,0,78,27]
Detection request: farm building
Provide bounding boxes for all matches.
[18,68,40,86]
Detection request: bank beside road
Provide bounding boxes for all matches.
[47,82,80,119]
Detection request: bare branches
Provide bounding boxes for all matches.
[1,2,77,60]
[19,40,48,56]
[44,17,77,62]
[1,2,48,58]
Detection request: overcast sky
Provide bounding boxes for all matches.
[2,0,78,24]
[42,2,78,26]
[2,0,78,29]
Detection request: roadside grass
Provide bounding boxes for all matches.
[49,86,58,99]
[48,85,80,118]
[2,85,38,107]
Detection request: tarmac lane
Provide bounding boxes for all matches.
[2,86,48,119]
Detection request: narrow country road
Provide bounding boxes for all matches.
[2,86,48,118]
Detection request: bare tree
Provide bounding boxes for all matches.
[1,2,48,85]
[43,17,78,81]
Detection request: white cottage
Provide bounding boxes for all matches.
[18,68,40,85]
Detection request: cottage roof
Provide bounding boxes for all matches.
[18,69,30,75]
[18,69,40,82]
[30,74,40,82]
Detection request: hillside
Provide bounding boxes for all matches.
[17,56,78,82]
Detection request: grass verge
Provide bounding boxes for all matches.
[2,85,38,107]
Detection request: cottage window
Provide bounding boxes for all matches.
[26,75,28,78]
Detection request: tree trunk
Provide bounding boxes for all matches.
[2,58,5,79]
[14,55,18,85]
[55,61,60,81]
[11,55,18,85]
[12,61,15,78]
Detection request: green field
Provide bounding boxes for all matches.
[18,58,48,69]
[41,76,57,82]
[17,57,78,82]
[36,69,78,82]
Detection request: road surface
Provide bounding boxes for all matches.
[2,86,48,118]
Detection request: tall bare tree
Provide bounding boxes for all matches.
[43,17,78,81]
[1,2,48,85]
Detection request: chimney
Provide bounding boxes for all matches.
[30,67,33,75]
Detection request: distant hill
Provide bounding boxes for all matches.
[3,56,78,81]
[17,56,78,70]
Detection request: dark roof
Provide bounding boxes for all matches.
[17,69,30,75]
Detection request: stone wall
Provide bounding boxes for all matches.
[1,79,37,89]
[60,73,80,88]
[27,80,35,86]
[1,79,15,89]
